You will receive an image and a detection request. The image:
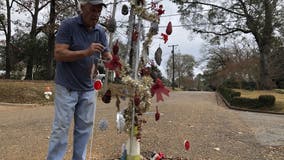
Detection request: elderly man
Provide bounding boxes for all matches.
[46,0,112,159]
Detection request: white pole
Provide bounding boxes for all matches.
[88,90,98,160]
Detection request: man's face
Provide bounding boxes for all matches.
[81,3,103,28]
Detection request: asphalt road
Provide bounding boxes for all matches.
[0,91,283,160]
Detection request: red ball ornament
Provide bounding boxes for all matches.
[94,80,102,90]
[184,140,190,151]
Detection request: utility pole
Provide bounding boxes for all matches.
[168,44,178,90]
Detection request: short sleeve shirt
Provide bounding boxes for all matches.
[55,15,110,91]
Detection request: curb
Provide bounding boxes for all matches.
[0,102,54,107]
[216,92,284,115]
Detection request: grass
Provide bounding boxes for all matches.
[0,80,55,104]
[233,89,284,113]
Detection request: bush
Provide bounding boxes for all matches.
[231,97,260,108]
[241,81,257,90]
[217,86,241,102]
[258,95,275,107]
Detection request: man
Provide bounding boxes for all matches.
[47,0,112,159]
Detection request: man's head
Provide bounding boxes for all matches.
[79,0,106,28]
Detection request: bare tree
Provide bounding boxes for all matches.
[172,0,284,89]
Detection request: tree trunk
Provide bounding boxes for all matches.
[46,0,56,80]
[25,0,40,80]
[4,0,12,79]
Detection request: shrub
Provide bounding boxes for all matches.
[231,97,260,108]
[241,81,257,90]
[258,95,275,107]
[217,86,241,102]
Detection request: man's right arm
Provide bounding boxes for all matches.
[54,43,105,62]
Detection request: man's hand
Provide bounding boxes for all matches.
[86,43,105,56]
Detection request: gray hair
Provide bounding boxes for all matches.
[78,0,88,12]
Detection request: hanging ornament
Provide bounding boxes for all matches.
[121,4,129,15]
[105,54,122,71]
[161,33,168,43]
[112,40,119,55]
[106,18,117,33]
[140,67,150,77]
[116,111,126,133]
[184,140,190,151]
[166,21,172,35]
[132,30,139,42]
[149,22,159,35]
[134,93,141,106]
[155,106,160,121]
[93,79,102,90]
[120,144,127,160]
[154,47,162,66]
[98,119,108,131]
[156,4,165,16]
[120,88,128,100]
[102,89,112,103]
[151,78,170,102]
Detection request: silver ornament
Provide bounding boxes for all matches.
[116,111,126,133]
[154,47,162,66]
[98,119,108,131]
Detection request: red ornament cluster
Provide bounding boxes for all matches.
[93,80,102,90]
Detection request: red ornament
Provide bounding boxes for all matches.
[112,40,119,55]
[132,31,139,42]
[156,4,165,16]
[105,54,122,71]
[166,21,172,35]
[151,78,170,102]
[184,140,190,151]
[155,106,160,121]
[161,33,168,43]
[134,94,141,106]
[93,80,102,90]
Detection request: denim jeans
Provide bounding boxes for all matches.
[47,84,96,160]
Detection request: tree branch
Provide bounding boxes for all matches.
[38,1,51,11]
[13,0,33,16]
[186,1,245,17]
[193,28,251,36]
[0,19,7,37]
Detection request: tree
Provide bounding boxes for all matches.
[166,53,196,89]
[172,0,284,89]
[202,39,260,89]
[0,0,15,78]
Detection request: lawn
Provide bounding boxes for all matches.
[0,80,55,104]
[234,89,284,113]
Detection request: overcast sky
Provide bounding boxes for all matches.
[108,0,206,78]
[0,0,206,78]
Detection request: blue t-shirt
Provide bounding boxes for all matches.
[55,15,109,91]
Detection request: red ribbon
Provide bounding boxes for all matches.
[151,78,170,102]
[105,54,122,71]
[161,33,168,44]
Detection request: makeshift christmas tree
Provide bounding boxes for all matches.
[103,0,172,159]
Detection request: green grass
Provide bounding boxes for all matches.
[233,89,284,113]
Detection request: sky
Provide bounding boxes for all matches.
[0,0,206,78]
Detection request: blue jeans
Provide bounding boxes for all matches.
[47,84,96,160]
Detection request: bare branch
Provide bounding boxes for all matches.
[186,1,245,17]
[193,28,250,36]
[13,0,33,16]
